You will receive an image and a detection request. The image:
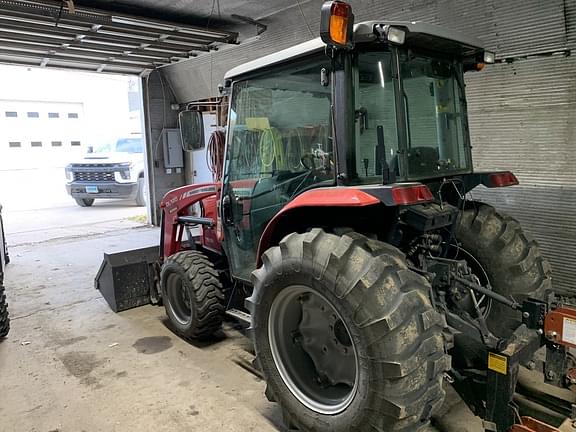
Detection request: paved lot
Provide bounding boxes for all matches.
[0,225,283,432]
[1,167,146,246]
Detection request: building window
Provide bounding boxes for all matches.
[71,140,81,146]
[5,111,17,118]
[51,141,62,147]
[31,141,42,147]
[48,112,59,118]
[27,112,39,118]
[9,141,21,148]
[68,113,79,119]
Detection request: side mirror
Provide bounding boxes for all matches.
[179,110,205,151]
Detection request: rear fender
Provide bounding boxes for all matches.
[256,187,380,266]
[255,183,436,266]
[462,171,519,192]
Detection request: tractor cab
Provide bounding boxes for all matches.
[218,6,500,281]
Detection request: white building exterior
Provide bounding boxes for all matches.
[0,65,140,170]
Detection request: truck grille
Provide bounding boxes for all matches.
[73,172,115,182]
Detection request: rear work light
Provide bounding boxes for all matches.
[487,171,519,188]
[391,184,434,205]
[320,1,354,49]
[484,51,496,64]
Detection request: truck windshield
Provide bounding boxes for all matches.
[354,50,470,183]
[93,138,143,154]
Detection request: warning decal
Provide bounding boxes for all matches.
[488,352,507,375]
[562,317,576,346]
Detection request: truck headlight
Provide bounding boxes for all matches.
[114,163,134,182]
[65,165,73,181]
[119,169,131,180]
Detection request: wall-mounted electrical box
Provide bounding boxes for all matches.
[162,128,184,170]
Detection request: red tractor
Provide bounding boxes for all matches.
[99,2,576,431]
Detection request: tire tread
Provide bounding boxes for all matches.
[161,251,224,340]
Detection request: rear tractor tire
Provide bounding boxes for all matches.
[0,281,9,338]
[75,198,94,207]
[247,229,450,432]
[161,251,225,340]
[456,202,551,337]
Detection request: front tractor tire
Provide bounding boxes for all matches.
[247,229,450,432]
[456,202,551,337]
[160,251,225,340]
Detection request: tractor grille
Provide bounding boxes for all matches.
[73,171,115,182]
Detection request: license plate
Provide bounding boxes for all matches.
[85,186,99,194]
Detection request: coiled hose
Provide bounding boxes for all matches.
[207,130,225,182]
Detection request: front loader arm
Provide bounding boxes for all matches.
[159,183,219,259]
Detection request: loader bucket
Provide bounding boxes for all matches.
[95,246,159,312]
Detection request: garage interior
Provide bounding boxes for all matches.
[0,0,575,431]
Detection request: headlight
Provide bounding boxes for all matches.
[483,51,495,64]
[386,26,406,45]
[119,169,131,180]
[65,165,73,181]
[114,163,134,182]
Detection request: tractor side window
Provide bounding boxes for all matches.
[224,57,332,281]
[399,54,468,178]
[355,52,399,182]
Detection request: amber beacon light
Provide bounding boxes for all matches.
[320,1,354,48]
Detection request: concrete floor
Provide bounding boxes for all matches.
[0,219,483,432]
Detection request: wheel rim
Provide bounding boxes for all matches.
[166,273,192,325]
[268,285,359,415]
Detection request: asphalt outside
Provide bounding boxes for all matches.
[0,167,482,432]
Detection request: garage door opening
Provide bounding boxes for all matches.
[0,64,149,246]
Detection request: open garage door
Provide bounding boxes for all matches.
[0,0,237,74]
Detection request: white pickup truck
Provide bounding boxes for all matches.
[65,137,146,207]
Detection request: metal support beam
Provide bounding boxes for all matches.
[0,0,237,74]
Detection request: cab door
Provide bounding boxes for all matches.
[221,57,332,282]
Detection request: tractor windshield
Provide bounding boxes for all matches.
[354,49,471,183]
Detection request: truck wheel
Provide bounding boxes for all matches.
[161,251,225,340]
[0,282,9,338]
[456,202,551,337]
[247,229,450,431]
[75,198,94,207]
[135,177,146,207]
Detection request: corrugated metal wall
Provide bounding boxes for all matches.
[161,0,576,292]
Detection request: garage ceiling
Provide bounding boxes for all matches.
[0,0,238,74]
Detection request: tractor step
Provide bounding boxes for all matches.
[225,308,251,326]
